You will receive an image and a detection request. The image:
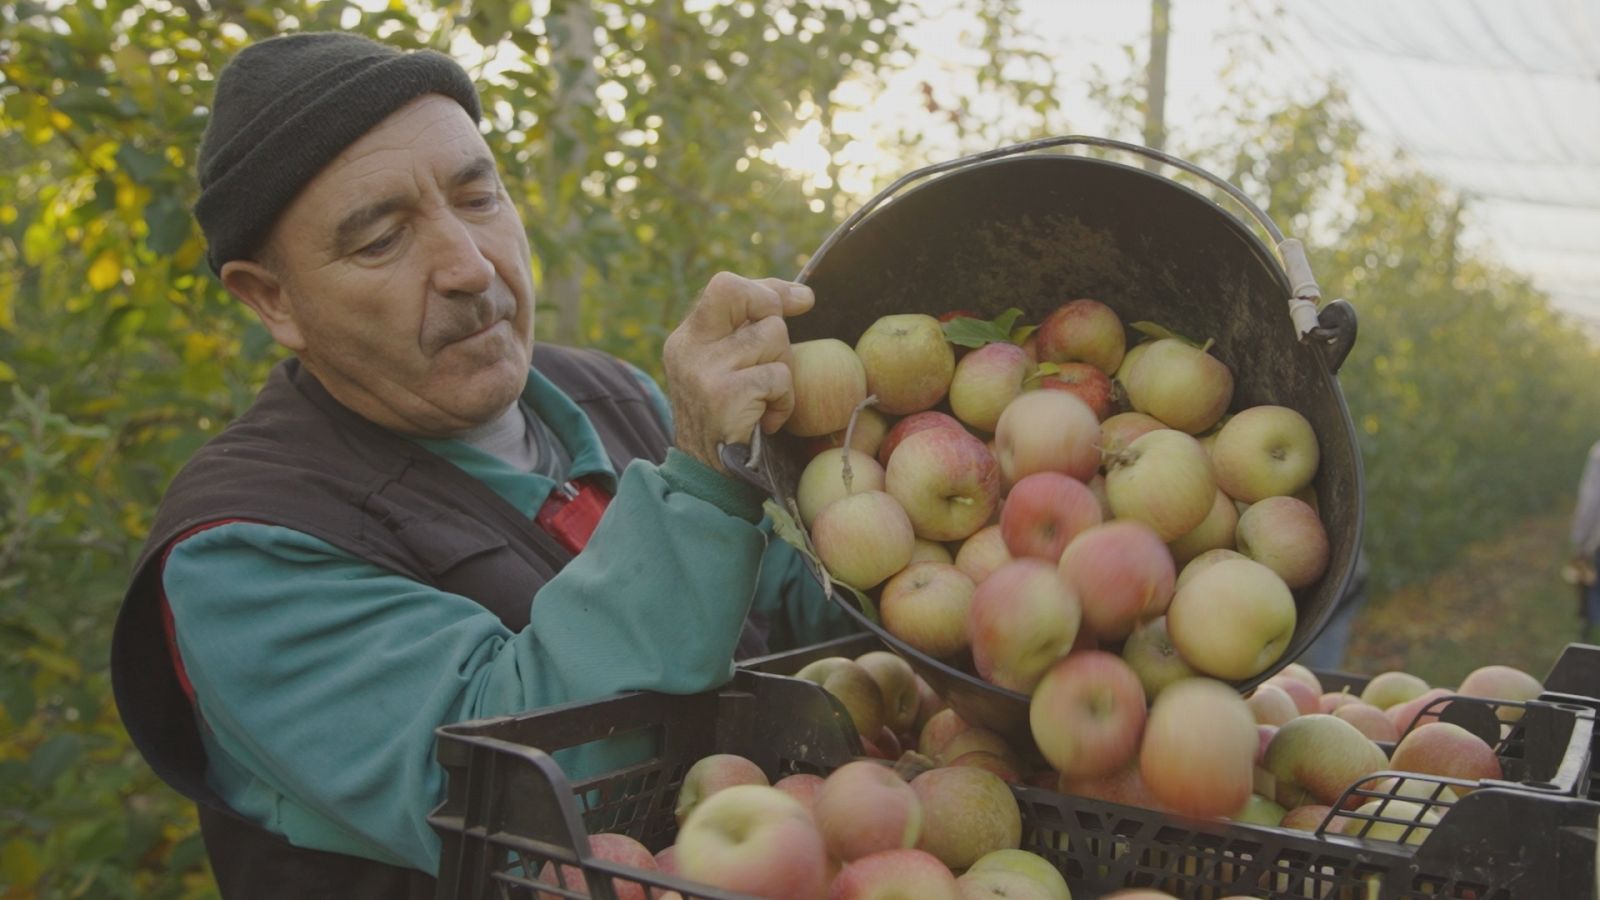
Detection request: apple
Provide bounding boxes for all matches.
[966,850,1071,900]
[797,448,886,528]
[1058,520,1176,640]
[773,772,826,815]
[956,870,1059,900]
[948,341,1032,432]
[1319,691,1360,714]
[654,844,679,875]
[1209,405,1320,502]
[1246,683,1300,727]
[1340,799,1440,845]
[812,491,916,590]
[968,559,1082,693]
[1367,775,1462,806]
[1278,662,1324,695]
[1232,793,1288,826]
[1124,338,1234,434]
[944,751,1020,785]
[993,390,1101,485]
[910,767,1023,870]
[856,651,921,735]
[1058,760,1163,809]
[1262,675,1320,716]
[828,848,962,900]
[879,562,976,660]
[1388,721,1503,790]
[1165,487,1239,567]
[1104,429,1217,542]
[537,832,657,900]
[1386,687,1456,736]
[1120,616,1198,700]
[1113,340,1151,386]
[1263,714,1390,809]
[1166,558,1297,681]
[797,657,886,741]
[911,539,954,565]
[676,754,769,825]
[1360,671,1431,711]
[855,313,957,415]
[1034,298,1126,374]
[1173,548,1247,592]
[1000,471,1103,562]
[1279,804,1339,833]
[885,427,1000,541]
[878,411,966,467]
[1332,702,1399,743]
[1029,650,1147,778]
[865,726,903,761]
[786,338,869,437]
[934,727,1019,769]
[1235,496,1330,589]
[676,785,829,900]
[813,760,923,861]
[1037,361,1115,420]
[1458,664,1543,723]
[1139,678,1259,818]
[913,676,946,732]
[1099,411,1167,460]
[806,407,890,461]
[954,524,1012,585]
[918,708,972,759]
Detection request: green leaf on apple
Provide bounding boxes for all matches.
[1023,361,1061,388]
[942,308,1026,348]
[1130,320,1205,348]
[763,498,882,624]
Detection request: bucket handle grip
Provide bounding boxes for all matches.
[798,135,1358,372]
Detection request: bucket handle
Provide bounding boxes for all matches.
[797,134,1358,374]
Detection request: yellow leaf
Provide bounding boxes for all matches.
[1,838,41,887]
[88,250,122,291]
[0,361,15,383]
[183,332,220,364]
[0,204,16,224]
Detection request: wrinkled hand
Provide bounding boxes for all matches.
[663,272,815,474]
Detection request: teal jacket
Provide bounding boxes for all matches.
[161,366,853,872]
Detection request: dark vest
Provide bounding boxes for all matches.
[112,347,765,898]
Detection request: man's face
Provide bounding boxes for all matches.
[246,94,535,437]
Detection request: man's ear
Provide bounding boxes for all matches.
[221,259,306,351]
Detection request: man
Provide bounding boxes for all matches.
[111,32,851,897]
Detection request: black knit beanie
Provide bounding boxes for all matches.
[194,32,483,273]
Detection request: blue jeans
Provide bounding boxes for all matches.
[1297,593,1366,672]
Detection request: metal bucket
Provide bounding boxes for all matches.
[747,137,1364,740]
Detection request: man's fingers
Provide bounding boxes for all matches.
[754,277,815,318]
[685,272,784,340]
[746,361,796,435]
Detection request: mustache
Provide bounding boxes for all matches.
[425,291,517,350]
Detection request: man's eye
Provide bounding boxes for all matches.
[463,194,498,212]
[357,230,401,258]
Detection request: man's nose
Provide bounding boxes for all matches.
[427,216,495,297]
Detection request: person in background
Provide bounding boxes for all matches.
[110,32,852,898]
[1298,546,1370,671]
[1570,438,1600,643]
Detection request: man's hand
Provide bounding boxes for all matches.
[663,272,815,474]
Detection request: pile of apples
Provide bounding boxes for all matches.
[542,750,1066,900]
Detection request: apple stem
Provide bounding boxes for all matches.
[841,394,879,492]
[1200,337,1216,354]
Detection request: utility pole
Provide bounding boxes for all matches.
[1144,0,1170,169]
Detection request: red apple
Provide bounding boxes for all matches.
[1103,429,1217,541]
[811,490,916,590]
[1057,520,1176,640]
[1000,471,1103,562]
[1174,547,1247,593]
[1034,298,1126,374]
[676,754,769,825]
[1263,675,1321,717]
[1389,721,1503,791]
[1140,678,1258,818]
[813,760,923,861]
[1386,687,1456,736]
[1246,683,1300,727]
[855,313,957,415]
[676,785,829,900]
[1361,671,1431,711]
[1458,665,1543,723]
[1058,761,1163,810]
[993,390,1101,485]
[828,848,961,900]
[945,751,1020,785]
[878,411,965,467]
[1029,650,1147,778]
[773,773,826,815]
[1037,361,1115,420]
[879,562,976,660]
[1263,714,1390,809]
[917,708,971,760]
[806,407,890,461]
[1098,411,1167,459]
[968,559,1082,693]
[948,341,1032,432]
[1124,338,1234,434]
[885,427,1000,542]
[1209,405,1320,502]
[786,338,869,437]
[538,832,657,900]
[1236,496,1330,589]
[1332,702,1400,743]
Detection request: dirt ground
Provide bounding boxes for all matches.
[1343,512,1592,688]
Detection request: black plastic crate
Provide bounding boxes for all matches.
[428,670,860,899]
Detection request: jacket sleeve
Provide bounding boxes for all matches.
[1572,441,1600,558]
[163,451,768,873]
